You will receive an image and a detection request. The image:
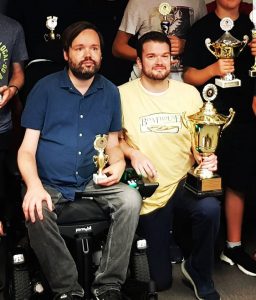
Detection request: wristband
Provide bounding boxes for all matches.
[8,85,19,95]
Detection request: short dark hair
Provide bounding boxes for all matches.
[62,21,104,52]
[137,31,171,60]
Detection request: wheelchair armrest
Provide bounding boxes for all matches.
[121,167,159,198]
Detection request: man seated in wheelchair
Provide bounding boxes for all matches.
[17,21,142,300]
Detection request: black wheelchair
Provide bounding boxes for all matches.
[2,168,159,300]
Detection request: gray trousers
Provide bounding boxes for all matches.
[25,180,142,297]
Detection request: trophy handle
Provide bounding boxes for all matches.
[238,35,249,55]
[222,108,235,131]
[205,38,218,59]
[181,112,191,131]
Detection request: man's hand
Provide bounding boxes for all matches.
[98,159,126,186]
[249,37,256,56]
[0,221,4,236]
[130,149,157,179]
[0,85,17,109]
[195,153,218,172]
[169,35,185,56]
[210,59,235,78]
[22,186,53,223]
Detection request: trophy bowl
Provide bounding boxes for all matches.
[182,84,235,196]
[205,17,248,88]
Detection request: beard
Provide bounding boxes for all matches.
[143,66,170,81]
[68,58,101,80]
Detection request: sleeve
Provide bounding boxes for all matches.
[188,86,203,116]
[195,0,207,23]
[21,80,48,130]
[109,86,122,132]
[182,24,200,68]
[118,0,142,35]
[11,21,28,63]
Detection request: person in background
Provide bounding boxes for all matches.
[0,12,28,243]
[183,0,256,276]
[18,21,141,300]
[119,31,221,300]
[112,0,207,82]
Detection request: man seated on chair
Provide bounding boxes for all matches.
[118,31,221,300]
[17,21,142,300]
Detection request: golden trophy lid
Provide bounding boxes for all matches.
[188,84,230,125]
[159,3,172,16]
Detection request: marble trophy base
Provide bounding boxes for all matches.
[184,169,223,197]
[249,69,256,77]
[215,78,241,88]
[93,173,107,184]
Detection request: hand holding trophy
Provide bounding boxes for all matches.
[182,84,235,196]
[249,9,256,77]
[93,134,109,184]
[205,17,248,88]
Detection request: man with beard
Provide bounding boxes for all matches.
[18,21,142,300]
[119,31,221,299]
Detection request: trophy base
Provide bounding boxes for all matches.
[215,78,241,88]
[93,173,107,184]
[249,69,256,77]
[184,170,223,197]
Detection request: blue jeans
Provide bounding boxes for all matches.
[25,180,142,297]
[137,179,220,291]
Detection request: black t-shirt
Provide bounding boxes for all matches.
[183,12,255,123]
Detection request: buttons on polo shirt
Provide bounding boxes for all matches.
[80,114,84,118]
[78,151,82,155]
[76,171,78,175]
[79,133,83,137]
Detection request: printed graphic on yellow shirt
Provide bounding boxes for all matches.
[140,113,181,133]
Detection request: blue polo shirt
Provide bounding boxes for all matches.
[21,69,121,200]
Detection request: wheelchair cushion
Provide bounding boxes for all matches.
[57,196,110,225]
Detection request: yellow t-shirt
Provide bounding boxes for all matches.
[119,79,203,215]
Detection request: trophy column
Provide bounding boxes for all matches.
[93,134,109,184]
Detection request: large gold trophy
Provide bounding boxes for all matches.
[249,9,256,77]
[182,84,235,196]
[205,17,248,88]
[93,134,109,184]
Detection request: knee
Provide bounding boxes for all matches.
[120,185,142,215]
[196,197,221,223]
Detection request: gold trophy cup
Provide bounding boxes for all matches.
[44,16,61,42]
[182,84,235,196]
[93,134,109,184]
[249,9,256,77]
[205,17,248,88]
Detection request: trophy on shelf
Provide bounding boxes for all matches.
[182,84,235,196]
[249,9,256,77]
[44,16,61,42]
[158,3,182,71]
[93,134,109,184]
[205,17,248,88]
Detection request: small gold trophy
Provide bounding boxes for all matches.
[182,84,235,196]
[93,134,109,184]
[205,17,248,88]
[159,3,182,71]
[44,16,61,42]
[249,9,256,77]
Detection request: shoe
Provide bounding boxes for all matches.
[220,245,256,276]
[170,244,184,264]
[181,260,221,300]
[95,289,122,300]
[55,292,84,300]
